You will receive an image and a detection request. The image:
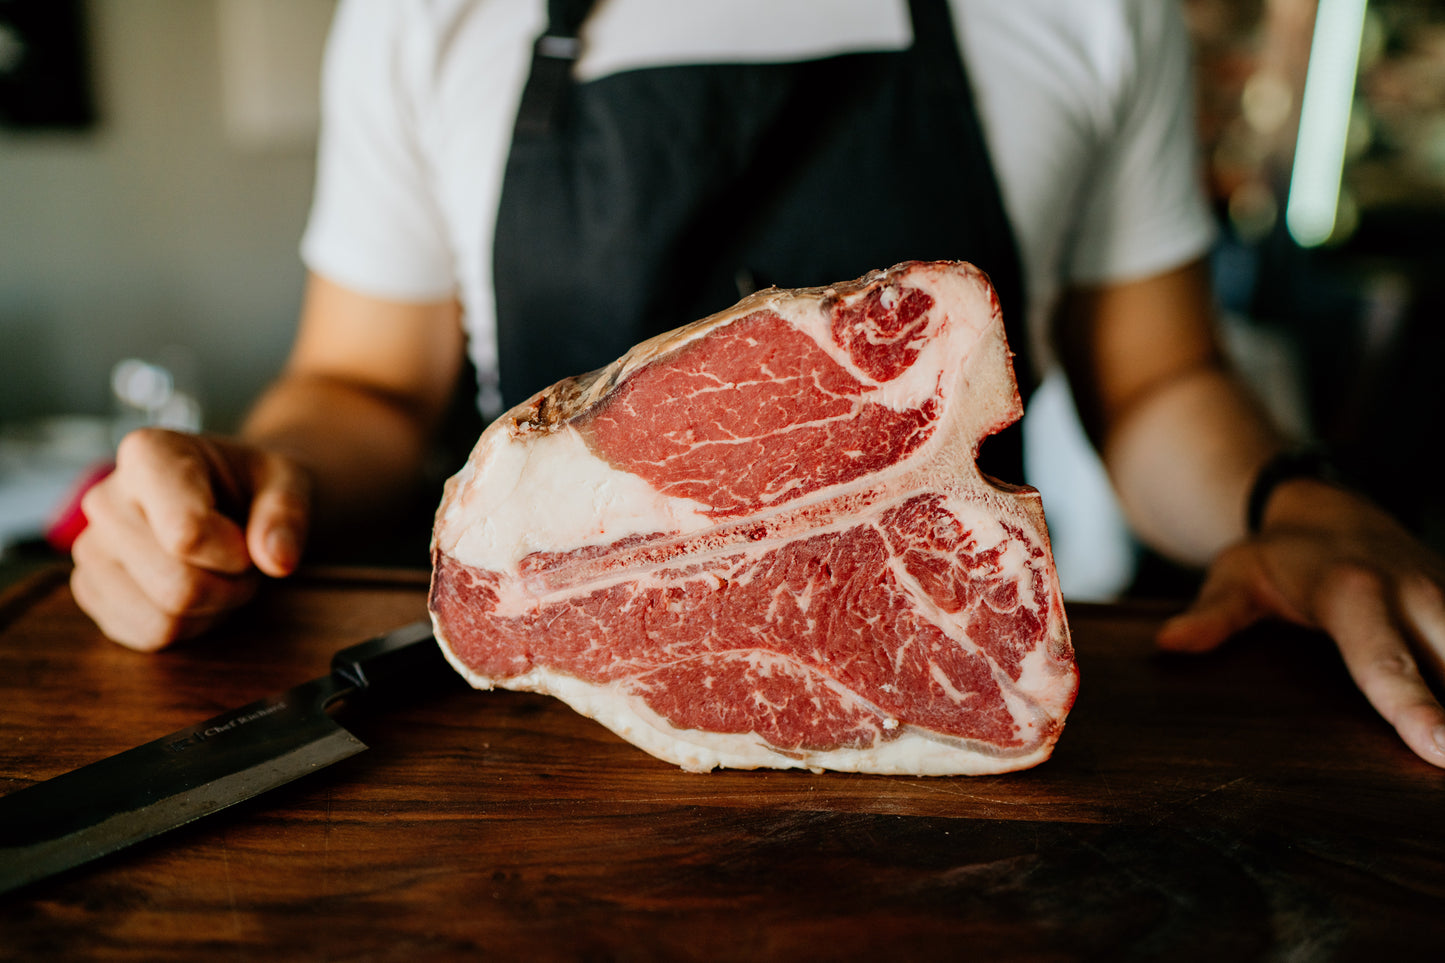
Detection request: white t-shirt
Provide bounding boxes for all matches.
[301,0,1217,415]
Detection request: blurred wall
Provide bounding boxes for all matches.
[0,0,331,430]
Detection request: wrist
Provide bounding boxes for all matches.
[1247,446,1383,536]
[1246,446,1348,534]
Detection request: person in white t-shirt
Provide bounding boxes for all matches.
[70,0,1445,769]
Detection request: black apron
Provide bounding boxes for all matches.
[492,0,1029,478]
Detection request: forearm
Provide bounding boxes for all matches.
[234,273,464,549]
[1101,363,1281,567]
[240,372,434,539]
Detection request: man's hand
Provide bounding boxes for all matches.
[70,428,313,651]
[69,275,465,651]
[1158,479,1445,769]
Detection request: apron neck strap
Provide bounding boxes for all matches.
[515,0,596,136]
[546,0,595,39]
[907,0,957,54]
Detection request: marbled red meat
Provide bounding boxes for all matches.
[430,261,1076,774]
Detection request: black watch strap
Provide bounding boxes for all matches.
[1246,446,1349,533]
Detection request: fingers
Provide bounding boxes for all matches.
[1156,543,1272,653]
[240,450,312,578]
[111,429,251,575]
[1316,565,1445,769]
[69,539,254,652]
[76,476,260,618]
[1399,573,1445,683]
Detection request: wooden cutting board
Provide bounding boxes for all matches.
[1,565,1443,961]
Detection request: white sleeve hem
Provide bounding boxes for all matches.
[1066,218,1218,288]
[300,235,458,305]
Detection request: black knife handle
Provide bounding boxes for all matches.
[331,620,445,695]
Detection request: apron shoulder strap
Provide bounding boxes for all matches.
[515,0,597,136]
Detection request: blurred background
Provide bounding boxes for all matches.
[2,0,1443,597]
[0,0,332,568]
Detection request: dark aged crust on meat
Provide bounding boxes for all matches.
[430,261,1077,775]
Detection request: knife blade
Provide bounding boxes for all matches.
[0,619,445,896]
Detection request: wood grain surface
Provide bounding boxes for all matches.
[1,565,1442,961]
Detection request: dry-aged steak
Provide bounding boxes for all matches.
[429,261,1076,774]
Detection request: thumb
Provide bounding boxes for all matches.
[1158,598,1260,653]
[1156,546,1270,653]
[241,450,313,578]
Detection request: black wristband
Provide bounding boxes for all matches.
[1246,446,1348,534]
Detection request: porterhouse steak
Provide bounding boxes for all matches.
[429,261,1076,774]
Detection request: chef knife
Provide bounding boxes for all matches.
[0,619,445,896]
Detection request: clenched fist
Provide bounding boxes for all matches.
[70,428,313,651]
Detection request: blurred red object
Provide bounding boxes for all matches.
[45,461,114,553]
